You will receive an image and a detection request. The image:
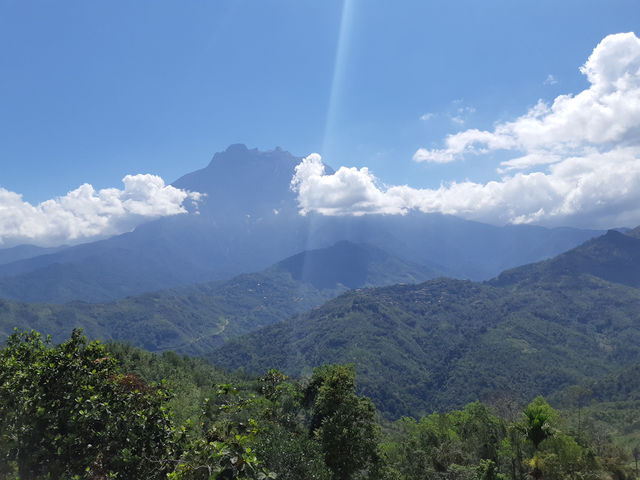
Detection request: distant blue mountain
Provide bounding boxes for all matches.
[273,240,440,289]
[0,244,66,266]
[172,143,317,220]
[0,145,603,303]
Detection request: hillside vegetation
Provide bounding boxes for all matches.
[0,241,436,354]
[0,269,332,355]
[210,231,640,419]
[1,330,636,480]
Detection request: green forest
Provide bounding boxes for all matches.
[1,330,638,480]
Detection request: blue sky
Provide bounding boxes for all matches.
[1,1,640,246]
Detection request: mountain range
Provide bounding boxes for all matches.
[2,222,638,420]
[209,229,640,418]
[0,241,437,354]
[0,144,601,303]
[1,144,638,425]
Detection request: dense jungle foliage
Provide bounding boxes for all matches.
[0,330,638,479]
[210,274,640,418]
[0,270,337,355]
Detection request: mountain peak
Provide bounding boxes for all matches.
[225,143,249,153]
[205,143,297,169]
[273,240,438,290]
[172,145,302,220]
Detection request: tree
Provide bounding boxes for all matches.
[255,370,331,480]
[521,397,557,449]
[477,459,507,480]
[305,364,381,480]
[0,329,177,479]
[562,385,592,442]
[171,384,275,480]
[453,402,505,463]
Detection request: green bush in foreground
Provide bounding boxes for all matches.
[0,331,375,479]
[0,330,637,480]
[0,329,177,479]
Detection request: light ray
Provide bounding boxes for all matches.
[298,0,358,299]
[322,0,357,158]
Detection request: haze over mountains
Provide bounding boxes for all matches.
[2,207,638,421]
[0,145,602,304]
[0,241,436,353]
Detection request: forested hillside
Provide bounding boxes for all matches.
[492,230,640,288]
[0,241,438,354]
[1,330,636,480]
[1,225,639,478]
[210,230,640,419]
[210,274,640,418]
[0,269,332,354]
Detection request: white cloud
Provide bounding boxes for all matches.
[412,148,456,163]
[292,147,640,228]
[544,74,558,85]
[294,33,640,228]
[413,128,516,163]
[420,112,435,121]
[0,175,203,247]
[291,154,405,216]
[415,33,640,166]
[448,102,475,126]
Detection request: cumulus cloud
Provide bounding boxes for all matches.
[0,175,203,247]
[292,147,640,228]
[415,33,640,166]
[291,154,406,216]
[293,33,640,228]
